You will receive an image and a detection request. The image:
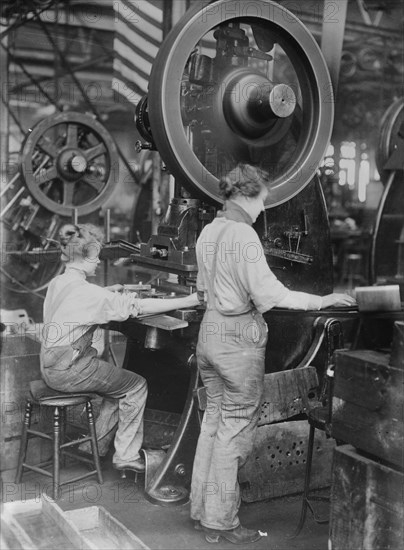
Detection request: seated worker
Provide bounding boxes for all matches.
[41,223,199,474]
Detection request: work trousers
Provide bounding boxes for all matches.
[40,333,147,467]
[190,308,268,530]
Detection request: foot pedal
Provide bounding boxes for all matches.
[118,469,140,482]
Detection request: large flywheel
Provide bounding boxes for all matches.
[375,98,404,184]
[1,112,119,298]
[145,0,334,207]
[371,98,404,287]
[20,111,118,216]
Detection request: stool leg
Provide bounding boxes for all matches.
[86,401,103,484]
[15,401,32,484]
[60,407,66,467]
[52,407,61,500]
[289,424,316,538]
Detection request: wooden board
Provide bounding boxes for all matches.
[330,445,404,550]
[1,498,150,550]
[195,367,320,426]
[258,367,319,425]
[333,349,404,468]
[134,314,188,330]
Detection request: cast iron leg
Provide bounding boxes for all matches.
[289,423,315,538]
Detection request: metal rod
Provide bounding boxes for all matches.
[103,208,111,361]
[71,208,78,225]
[0,186,24,218]
[0,171,19,199]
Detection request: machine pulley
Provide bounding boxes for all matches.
[137,0,334,208]
[375,98,404,184]
[1,112,119,296]
[371,98,404,287]
[20,111,119,216]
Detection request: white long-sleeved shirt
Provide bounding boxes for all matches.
[42,265,142,348]
[196,216,323,315]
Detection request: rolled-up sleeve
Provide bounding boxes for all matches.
[73,285,143,324]
[240,230,323,312]
[239,227,289,313]
[276,290,323,311]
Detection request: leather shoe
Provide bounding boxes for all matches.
[203,524,262,544]
[113,457,145,474]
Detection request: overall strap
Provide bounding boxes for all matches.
[205,222,231,306]
[48,279,87,320]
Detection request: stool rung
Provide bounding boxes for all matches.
[22,463,53,478]
[35,459,53,469]
[27,429,52,440]
[59,470,100,486]
[60,436,91,449]
[62,450,93,464]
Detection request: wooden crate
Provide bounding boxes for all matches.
[333,349,404,468]
[329,445,404,550]
[390,320,404,368]
[1,498,150,550]
[0,335,102,480]
[0,335,52,478]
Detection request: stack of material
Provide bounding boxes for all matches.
[329,321,404,550]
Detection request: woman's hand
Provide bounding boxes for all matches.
[321,293,357,309]
[105,283,124,293]
[184,292,201,308]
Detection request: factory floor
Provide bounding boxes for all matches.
[2,457,330,550]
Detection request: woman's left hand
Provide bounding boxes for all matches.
[321,293,357,308]
[105,283,124,293]
[186,292,201,308]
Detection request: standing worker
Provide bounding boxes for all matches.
[190,164,356,544]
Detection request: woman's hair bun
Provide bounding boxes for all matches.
[219,177,236,198]
[58,224,80,246]
[218,163,269,200]
[58,223,104,263]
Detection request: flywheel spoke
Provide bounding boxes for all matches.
[86,142,107,161]
[82,174,104,193]
[37,137,58,158]
[62,181,75,206]
[66,123,78,147]
[35,165,58,186]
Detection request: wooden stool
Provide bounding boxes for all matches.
[15,380,103,500]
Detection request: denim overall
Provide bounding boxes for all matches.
[190,224,268,530]
[40,282,147,466]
